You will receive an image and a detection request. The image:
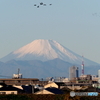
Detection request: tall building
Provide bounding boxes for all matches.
[98,70,100,83]
[81,56,84,75]
[69,66,79,80]
[98,70,100,77]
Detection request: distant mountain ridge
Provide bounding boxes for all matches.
[0,59,99,78]
[0,59,73,78]
[0,39,99,66]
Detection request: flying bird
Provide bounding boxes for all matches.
[43,4,46,6]
[34,4,36,6]
[40,2,43,5]
[92,12,100,17]
[37,6,39,8]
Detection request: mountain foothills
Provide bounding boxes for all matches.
[0,39,100,78]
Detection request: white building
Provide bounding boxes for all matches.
[13,74,22,79]
[69,66,79,80]
[98,70,100,83]
[91,75,97,80]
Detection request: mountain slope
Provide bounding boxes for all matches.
[0,39,99,66]
[0,59,74,78]
[0,59,99,78]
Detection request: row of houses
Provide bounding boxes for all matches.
[0,80,64,95]
[0,77,100,95]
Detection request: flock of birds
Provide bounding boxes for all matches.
[34,2,52,8]
[92,13,100,17]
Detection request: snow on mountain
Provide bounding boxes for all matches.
[0,39,98,66]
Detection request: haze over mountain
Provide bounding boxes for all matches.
[0,59,73,78]
[0,39,99,66]
[0,58,99,78]
[0,39,100,78]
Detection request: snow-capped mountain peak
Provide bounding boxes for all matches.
[0,39,98,66]
[13,39,77,61]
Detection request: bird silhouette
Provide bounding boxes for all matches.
[34,4,36,6]
[43,4,46,6]
[37,6,39,8]
[40,2,43,5]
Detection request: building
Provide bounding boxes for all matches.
[13,74,22,79]
[34,87,63,94]
[54,77,69,82]
[44,82,58,88]
[0,83,24,94]
[98,70,100,77]
[98,70,100,83]
[0,78,39,85]
[69,66,79,80]
[92,75,97,80]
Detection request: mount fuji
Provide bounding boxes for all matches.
[0,39,99,78]
[0,39,99,66]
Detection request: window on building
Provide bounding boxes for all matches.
[11,92,14,94]
[0,92,6,94]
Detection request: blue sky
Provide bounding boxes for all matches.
[0,0,100,63]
